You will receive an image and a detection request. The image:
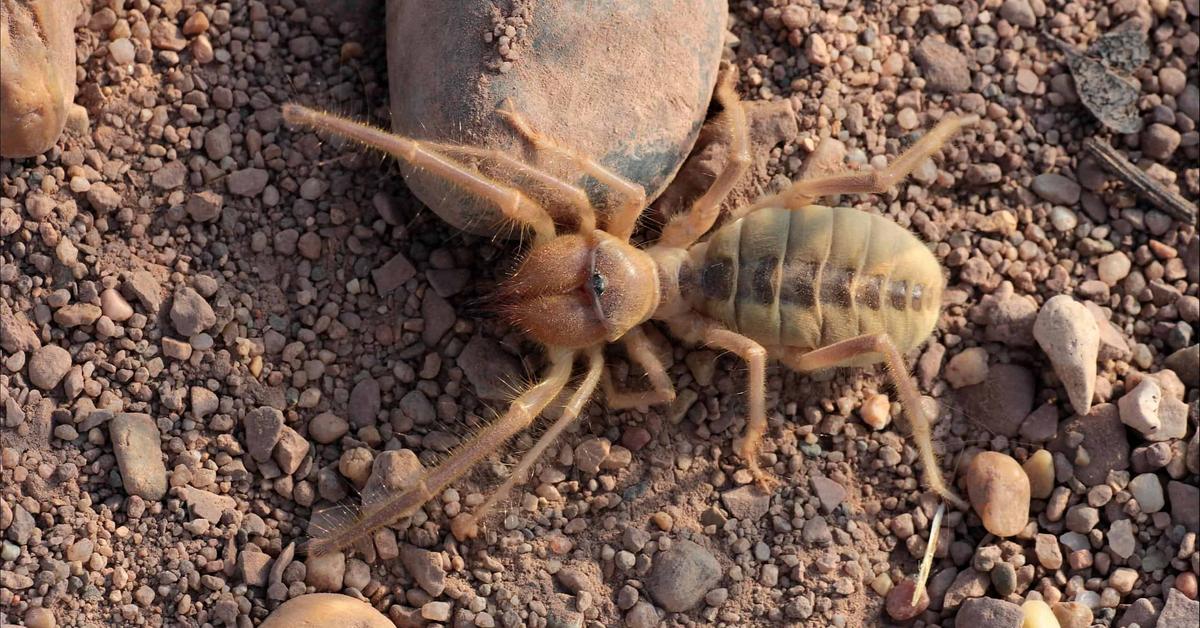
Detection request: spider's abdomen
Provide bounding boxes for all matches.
[686,206,944,359]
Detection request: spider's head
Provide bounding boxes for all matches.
[499,231,660,348]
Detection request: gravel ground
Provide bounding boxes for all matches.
[1,0,1198,627]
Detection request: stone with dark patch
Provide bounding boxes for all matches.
[957,364,1036,437]
[1051,404,1129,486]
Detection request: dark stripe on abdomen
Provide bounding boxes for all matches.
[701,257,734,301]
[820,267,855,309]
[780,260,818,308]
[751,256,780,305]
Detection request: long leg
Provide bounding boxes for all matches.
[452,346,604,540]
[434,143,597,233]
[752,114,979,211]
[703,327,773,488]
[778,334,969,511]
[303,346,577,556]
[601,326,676,409]
[657,68,752,249]
[497,102,647,241]
[282,104,558,243]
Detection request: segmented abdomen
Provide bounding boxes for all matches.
[687,206,943,355]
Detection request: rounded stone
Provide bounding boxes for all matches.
[28,344,72,390]
[385,0,726,235]
[100,288,134,321]
[1022,449,1055,500]
[260,593,391,628]
[965,451,1031,537]
[646,539,721,612]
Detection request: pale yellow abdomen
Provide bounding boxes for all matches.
[686,205,943,359]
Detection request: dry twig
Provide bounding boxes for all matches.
[1082,138,1198,223]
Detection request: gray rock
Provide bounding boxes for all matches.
[372,252,416,295]
[1128,473,1164,513]
[110,413,167,500]
[398,391,435,426]
[941,569,988,609]
[401,544,446,597]
[958,363,1035,437]
[52,303,101,327]
[1019,403,1059,443]
[6,504,34,544]
[1118,377,1162,435]
[956,597,1023,628]
[239,549,271,587]
[243,407,284,462]
[227,168,269,197]
[914,37,970,92]
[181,486,236,523]
[1158,588,1199,628]
[123,270,163,312]
[998,0,1036,27]
[646,539,721,612]
[420,290,455,346]
[363,449,422,502]
[170,286,216,337]
[624,602,660,628]
[802,516,832,547]
[1035,295,1099,416]
[1168,481,1199,532]
[348,377,381,428]
[152,160,187,189]
[458,335,524,401]
[1146,395,1188,442]
[190,386,218,420]
[273,425,309,475]
[1032,173,1082,205]
[720,485,770,521]
[1052,404,1129,486]
[0,303,40,353]
[1108,518,1136,559]
[810,475,846,513]
[1164,345,1198,387]
[307,412,348,444]
[304,551,345,591]
[186,191,223,222]
[28,345,71,390]
[85,182,122,213]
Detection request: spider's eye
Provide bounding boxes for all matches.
[590,272,607,296]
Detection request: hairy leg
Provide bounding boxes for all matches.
[658,68,752,249]
[703,327,773,488]
[779,334,968,511]
[434,142,597,232]
[303,346,578,556]
[601,326,676,409]
[453,346,604,540]
[497,102,647,241]
[754,114,979,211]
[282,104,558,243]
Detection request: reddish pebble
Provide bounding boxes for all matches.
[621,426,652,451]
[1177,571,1198,600]
[885,578,929,621]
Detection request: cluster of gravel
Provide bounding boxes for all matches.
[1,0,1196,626]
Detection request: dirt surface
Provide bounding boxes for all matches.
[1,1,1198,627]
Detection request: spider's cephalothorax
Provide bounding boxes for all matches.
[500,231,660,348]
[282,69,978,554]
